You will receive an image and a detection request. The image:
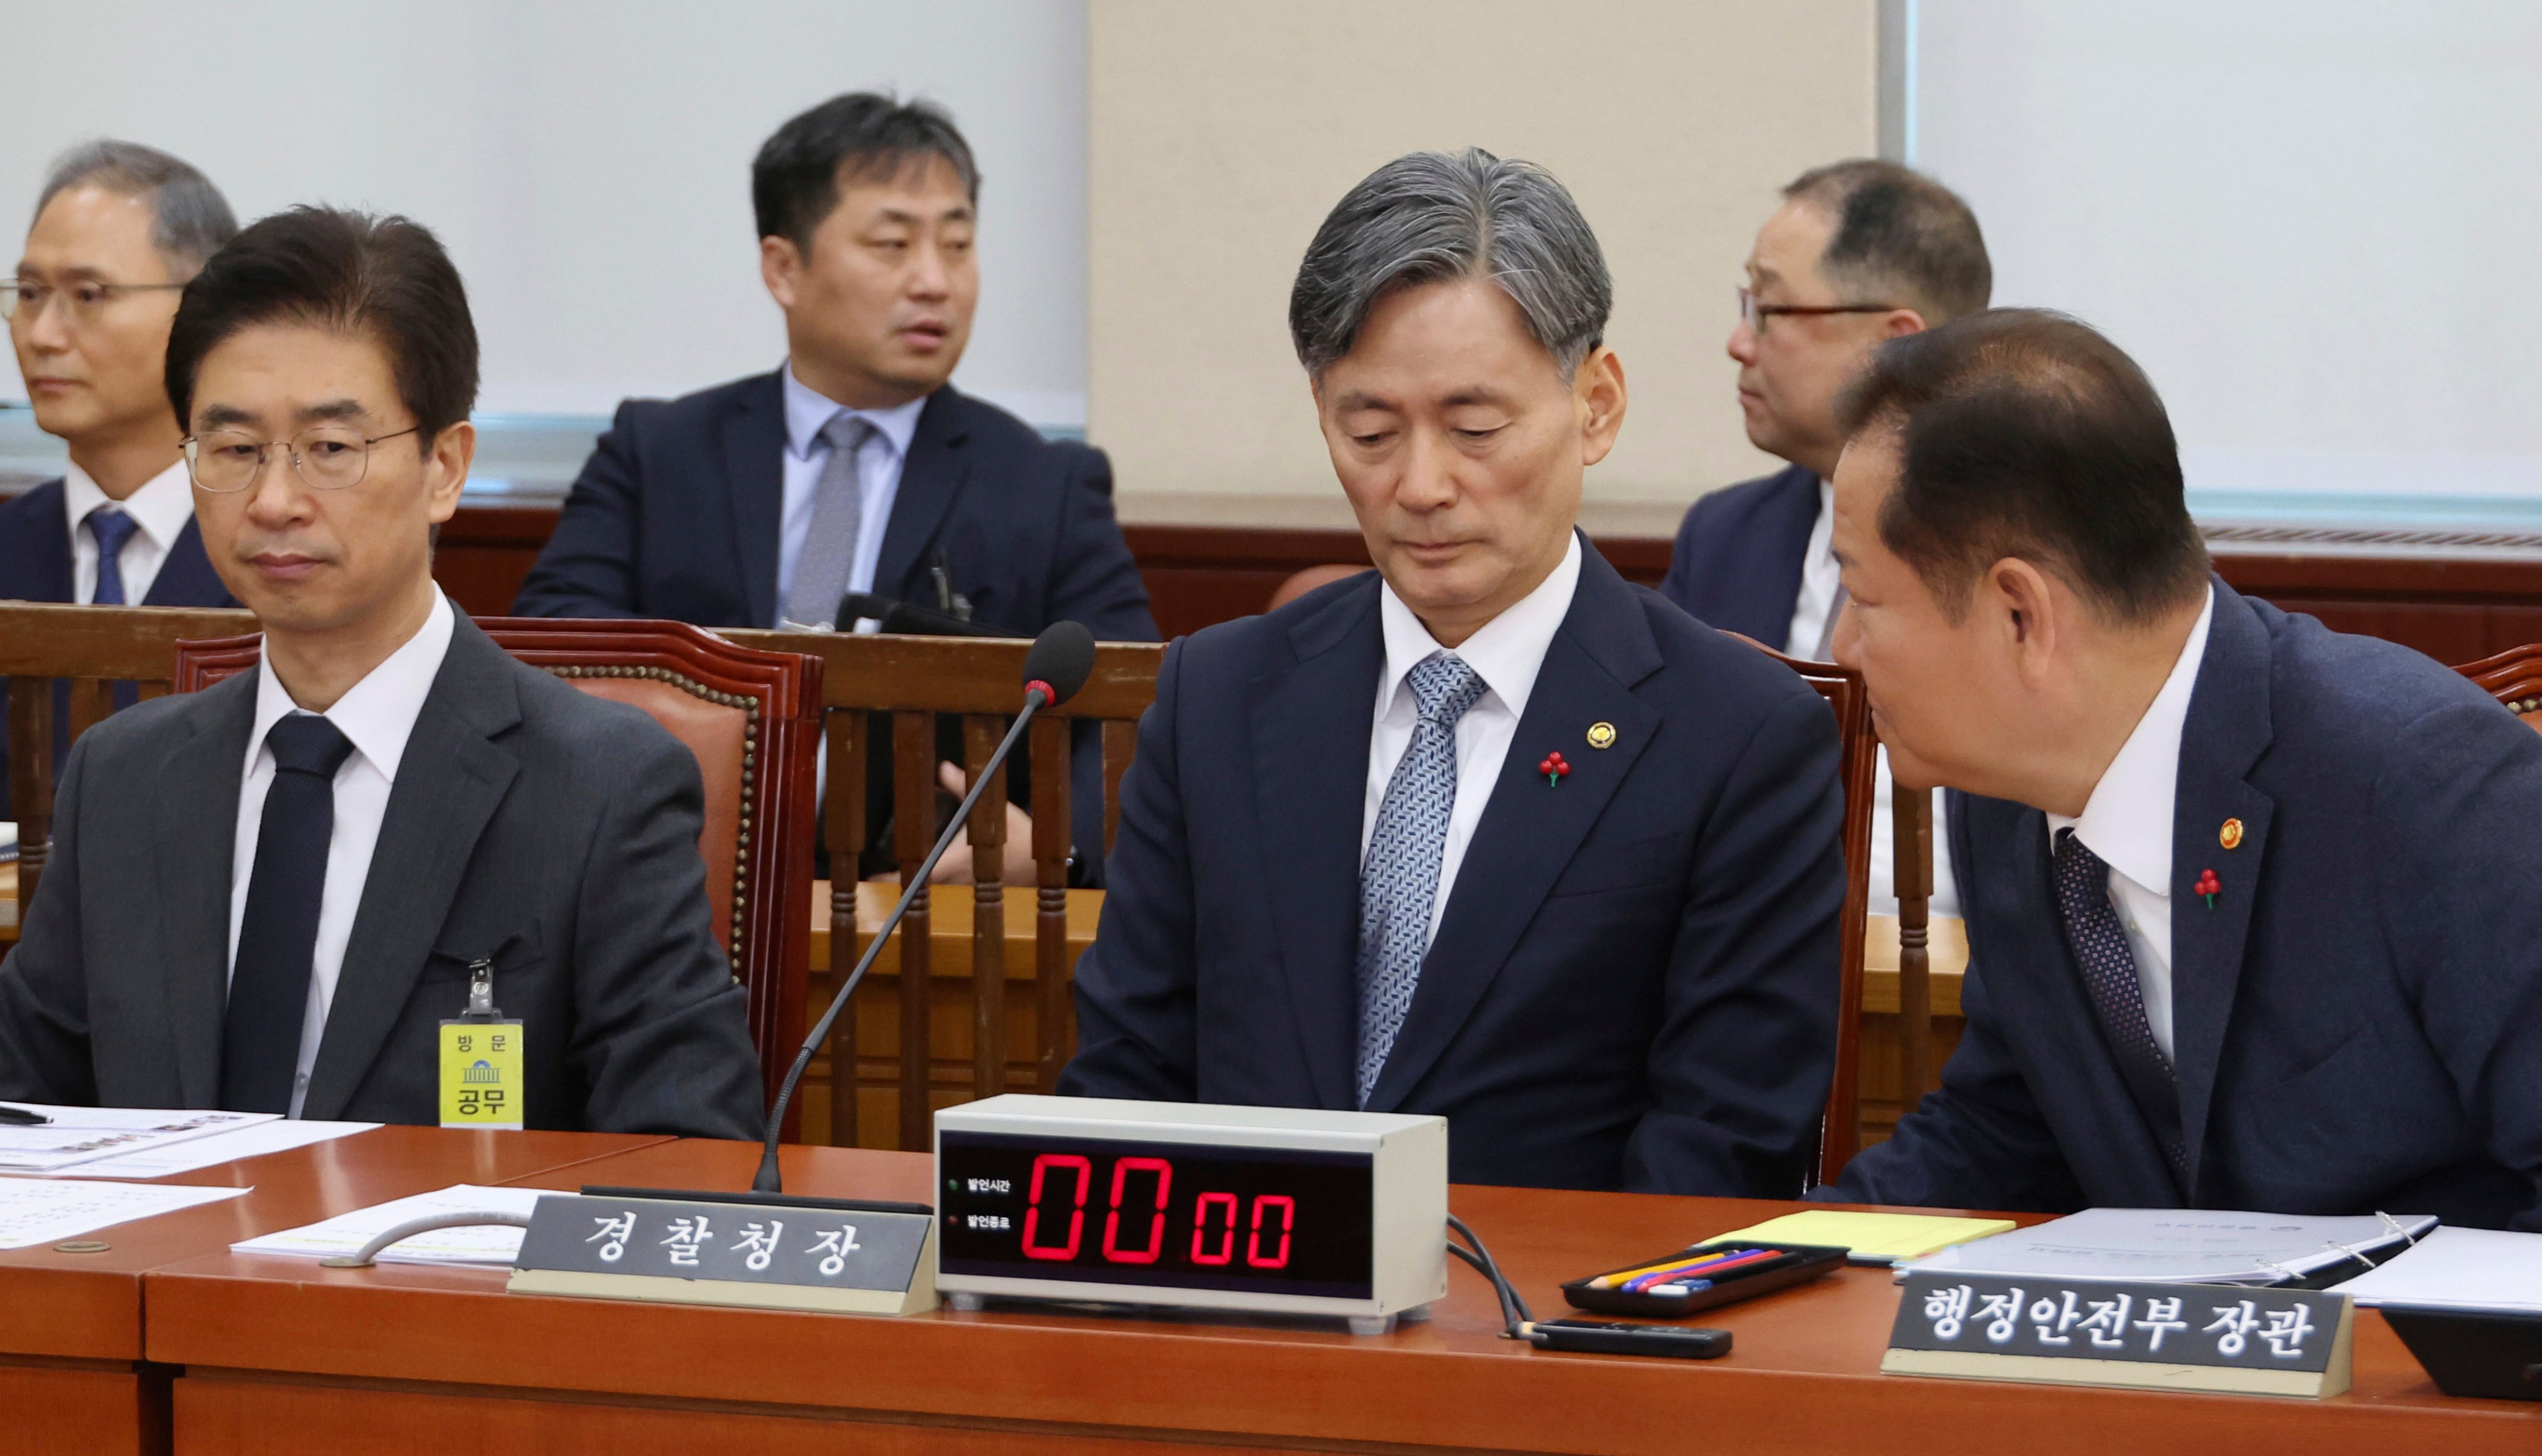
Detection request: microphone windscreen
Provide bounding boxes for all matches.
[1021,621,1098,705]
[834,591,892,624]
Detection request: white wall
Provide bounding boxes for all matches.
[0,0,1087,428]
[1087,0,1879,506]
[1911,0,2542,519]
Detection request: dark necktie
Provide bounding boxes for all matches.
[84,506,140,605]
[222,713,357,1113]
[2051,827,2189,1187]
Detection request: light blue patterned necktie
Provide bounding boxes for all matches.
[1355,650,1488,1107]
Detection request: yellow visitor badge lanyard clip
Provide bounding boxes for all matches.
[440,959,524,1131]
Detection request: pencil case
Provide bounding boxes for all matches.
[1561,1241,1849,1318]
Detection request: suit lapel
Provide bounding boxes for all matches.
[723,371,788,627]
[873,387,971,600]
[141,516,235,607]
[152,672,256,1105]
[299,618,522,1120]
[0,481,76,602]
[1249,578,1384,1110]
[1366,546,1663,1113]
[2165,584,2276,1197]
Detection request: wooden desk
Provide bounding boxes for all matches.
[0,1125,671,1456]
[145,1138,2534,1455]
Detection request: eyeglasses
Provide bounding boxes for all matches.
[182,426,422,493]
[1736,287,1901,336]
[3,277,186,328]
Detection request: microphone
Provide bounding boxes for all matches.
[834,590,1002,639]
[753,619,1099,1193]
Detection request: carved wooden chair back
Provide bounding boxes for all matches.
[170,618,824,1125]
[718,629,1166,1151]
[1731,638,1883,1187]
[2454,642,2542,735]
[2,603,257,925]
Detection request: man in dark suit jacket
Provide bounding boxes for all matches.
[1661,160,1989,649]
[1061,149,1845,1194]
[0,205,761,1136]
[512,93,1152,882]
[1662,162,1993,920]
[4,142,241,816]
[1826,311,2542,1230]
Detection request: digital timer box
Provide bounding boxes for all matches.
[935,1095,1448,1326]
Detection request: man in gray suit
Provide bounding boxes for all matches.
[0,205,764,1137]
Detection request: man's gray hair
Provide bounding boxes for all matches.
[35,140,238,275]
[1290,148,1610,382]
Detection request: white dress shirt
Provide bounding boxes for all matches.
[1780,476,1960,917]
[1362,533,1583,943]
[778,364,926,624]
[2044,586,2216,1062]
[61,458,195,604]
[1781,478,1842,661]
[228,587,457,1117]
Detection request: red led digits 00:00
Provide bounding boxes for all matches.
[1019,1153,1293,1269]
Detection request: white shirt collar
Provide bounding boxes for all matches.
[781,364,926,464]
[1376,533,1583,724]
[2047,584,2219,894]
[61,457,195,551]
[249,586,457,783]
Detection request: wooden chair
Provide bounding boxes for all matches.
[2,603,259,925]
[169,618,825,1127]
[1729,637,1880,1186]
[719,629,1165,1151]
[2454,643,2542,733]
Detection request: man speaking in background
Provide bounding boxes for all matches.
[1663,160,1990,914]
[514,92,1155,884]
[1828,310,2542,1229]
[1062,150,1846,1194]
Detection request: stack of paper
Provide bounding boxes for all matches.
[1900,1208,2440,1285]
[2332,1227,2542,1312]
[0,1179,248,1249]
[1705,1210,2018,1264]
[232,1185,551,1266]
[0,1106,275,1173]
[47,1120,380,1179]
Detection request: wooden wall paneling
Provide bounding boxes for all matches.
[431,504,556,618]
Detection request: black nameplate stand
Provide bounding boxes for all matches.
[1884,1272,2353,1399]
[508,1187,937,1316]
[2382,1306,2542,1401]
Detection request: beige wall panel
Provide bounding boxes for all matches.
[1089,0,1876,512]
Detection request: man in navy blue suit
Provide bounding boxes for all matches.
[513,93,1154,883]
[1060,150,1847,1195]
[1828,310,2542,1230]
[1664,162,1992,916]
[4,143,239,816]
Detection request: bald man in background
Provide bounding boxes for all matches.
[1663,160,1990,914]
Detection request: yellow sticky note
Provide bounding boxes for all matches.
[1704,1210,2016,1262]
[439,1019,524,1130]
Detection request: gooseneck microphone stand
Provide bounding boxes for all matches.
[752,620,1098,1194]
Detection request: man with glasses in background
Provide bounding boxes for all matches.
[0,205,763,1134]
[2,142,240,820]
[1661,160,1991,916]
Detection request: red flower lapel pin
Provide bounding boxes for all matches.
[2193,868,2222,909]
[1538,751,1571,788]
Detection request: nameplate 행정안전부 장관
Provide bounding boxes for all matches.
[1884,1272,2353,1399]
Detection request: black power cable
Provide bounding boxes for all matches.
[1444,1211,1735,1360]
